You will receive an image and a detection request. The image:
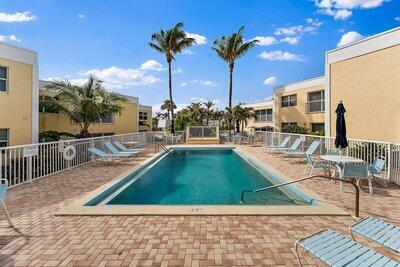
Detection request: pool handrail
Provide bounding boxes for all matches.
[240,175,360,218]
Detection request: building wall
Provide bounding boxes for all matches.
[0,57,34,146]
[328,44,400,142]
[242,101,274,131]
[138,106,152,132]
[39,89,139,136]
[274,79,325,131]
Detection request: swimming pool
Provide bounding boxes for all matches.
[89,147,314,206]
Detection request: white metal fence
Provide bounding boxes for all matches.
[253,131,400,185]
[0,132,161,188]
[186,126,219,140]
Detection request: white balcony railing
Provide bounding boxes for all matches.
[253,131,400,186]
[306,100,325,113]
[255,114,273,122]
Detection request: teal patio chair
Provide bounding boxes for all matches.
[105,142,140,157]
[263,136,290,151]
[304,153,329,176]
[340,162,372,194]
[350,217,400,254]
[368,157,387,187]
[283,140,320,158]
[114,141,145,154]
[0,179,12,227]
[295,229,399,266]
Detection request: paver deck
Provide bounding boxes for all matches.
[0,144,399,266]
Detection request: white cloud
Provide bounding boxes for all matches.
[250,36,278,46]
[139,59,164,71]
[273,18,322,45]
[185,32,207,45]
[280,36,299,45]
[0,11,36,23]
[172,67,183,74]
[0,34,21,42]
[263,76,277,86]
[179,82,188,87]
[314,0,388,20]
[337,31,364,47]
[183,79,218,87]
[258,50,305,61]
[78,14,85,19]
[202,80,217,87]
[182,49,195,55]
[395,16,400,21]
[83,66,162,89]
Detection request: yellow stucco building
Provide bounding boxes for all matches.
[325,27,400,143]
[0,42,39,147]
[273,76,325,133]
[242,100,274,132]
[39,80,152,137]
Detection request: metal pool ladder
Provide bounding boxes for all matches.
[157,144,172,153]
[239,175,360,218]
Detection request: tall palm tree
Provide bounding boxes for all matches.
[41,76,128,138]
[212,26,258,111]
[188,101,204,125]
[203,100,215,126]
[232,105,254,132]
[149,22,196,133]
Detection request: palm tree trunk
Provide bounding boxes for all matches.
[168,61,175,134]
[228,64,234,130]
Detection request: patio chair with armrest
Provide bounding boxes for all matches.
[0,179,12,227]
[304,153,329,176]
[340,162,372,194]
[368,157,387,187]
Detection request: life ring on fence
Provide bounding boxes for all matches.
[63,145,76,161]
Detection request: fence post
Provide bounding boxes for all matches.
[387,144,392,181]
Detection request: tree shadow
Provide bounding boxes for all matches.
[0,227,30,265]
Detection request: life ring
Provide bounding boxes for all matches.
[63,145,76,161]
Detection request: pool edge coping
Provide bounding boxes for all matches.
[56,145,348,216]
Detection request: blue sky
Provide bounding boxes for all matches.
[1,0,399,112]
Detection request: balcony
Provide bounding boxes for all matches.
[306,100,325,113]
[255,114,273,122]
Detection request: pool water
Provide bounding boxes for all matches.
[107,149,309,205]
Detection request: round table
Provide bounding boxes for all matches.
[320,155,364,164]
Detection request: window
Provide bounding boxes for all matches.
[139,112,148,120]
[0,129,8,148]
[93,114,113,124]
[311,123,325,132]
[306,91,325,113]
[282,94,297,107]
[281,122,297,132]
[0,67,8,92]
[255,109,272,122]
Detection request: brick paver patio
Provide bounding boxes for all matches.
[0,144,399,266]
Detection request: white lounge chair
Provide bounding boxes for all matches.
[283,140,320,158]
[105,142,140,157]
[262,136,290,151]
[87,147,130,165]
[271,137,302,153]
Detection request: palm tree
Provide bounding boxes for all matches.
[232,105,254,132]
[160,100,176,120]
[212,26,258,111]
[188,101,204,125]
[41,76,128,138]
[203,101,215,126]
[149,22,196,133]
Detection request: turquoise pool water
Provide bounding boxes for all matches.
[105,148,311,205]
